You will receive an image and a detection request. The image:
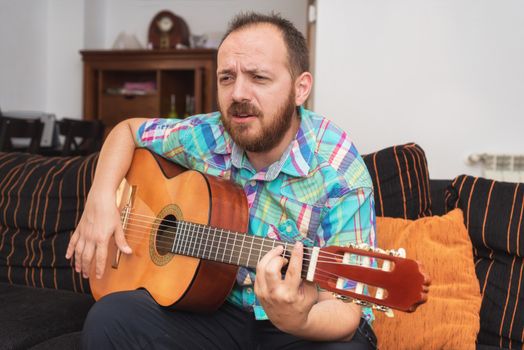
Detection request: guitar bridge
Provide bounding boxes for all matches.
[112,182,136,269]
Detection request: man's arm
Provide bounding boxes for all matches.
[65,118,148,279]
[255,186,375,341]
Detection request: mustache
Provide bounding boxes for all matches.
[227,102,261,116]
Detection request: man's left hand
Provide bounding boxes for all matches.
[254,242,319,334]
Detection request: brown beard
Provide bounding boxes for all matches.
[219,90,297,153]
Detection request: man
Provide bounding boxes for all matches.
[67,12,377,349]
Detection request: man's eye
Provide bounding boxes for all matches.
[254,75,267,81]
[219,76,232,83]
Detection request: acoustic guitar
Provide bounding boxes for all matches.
[89,148,429,314]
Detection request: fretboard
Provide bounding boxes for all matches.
[169,220,312,278]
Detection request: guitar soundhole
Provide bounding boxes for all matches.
[156,214,178,256]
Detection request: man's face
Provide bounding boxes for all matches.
[217,24,297,153]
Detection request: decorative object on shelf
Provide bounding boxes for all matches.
[185,95,195,117]
[148,10,190,49]
[168,94,178,118]
[112,32,143,50]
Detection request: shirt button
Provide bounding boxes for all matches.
[249,180,256,187]
[286,225,293,233]
[246,287,253,294]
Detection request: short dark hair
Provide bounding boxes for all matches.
[220,12,309,78]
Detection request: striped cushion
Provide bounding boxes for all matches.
[0,152,98,293]
[363,143,432,219]
[446,175,524,349]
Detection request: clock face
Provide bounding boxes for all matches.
[157,16,174,32]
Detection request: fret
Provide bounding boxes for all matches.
[192,223,201,258]
[257,238,264,265]
[229,231,236,264]
[173,221,183,254]
[245,235,255,268]
[221,228,228,263]
[238,234,246,266]
[188,222,196,257]
[195,224,203,257]
[181,221,189,256]
[195,223,203,258]
[203,225,211,260]
[188,222,198,256]
[213,228,220,262]
[170,220,177,253]
[210,227,217,262]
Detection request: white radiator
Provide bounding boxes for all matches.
[469,154,524,182]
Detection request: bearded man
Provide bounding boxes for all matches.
[67,12,377,350]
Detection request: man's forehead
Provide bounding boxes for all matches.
[219,24,285,54]
[217,24,288,68]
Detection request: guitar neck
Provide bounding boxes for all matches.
[169,220,311,278]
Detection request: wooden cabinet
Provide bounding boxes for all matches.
[80,49,217,129]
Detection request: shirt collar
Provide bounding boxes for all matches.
[279,107,315,178]
[229,107,316,180]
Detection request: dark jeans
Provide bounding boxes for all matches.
[81,289,377,350]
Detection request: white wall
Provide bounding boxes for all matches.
[103,0,307,49]
[46,0,84,119]
[0,0,307,120]
[0,0,48,111]
[314,0,524,179]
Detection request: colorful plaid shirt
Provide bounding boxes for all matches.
[136,107,376,322]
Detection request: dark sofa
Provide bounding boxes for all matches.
[0,143,522,349]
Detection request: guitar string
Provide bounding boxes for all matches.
[121,220,379,268]
[122,219,380,266]
[116,211,386,285]
[116,226,376,289]
[120,222,382,282]
[122,211,383,263]
[93,225,380,302]
[122,222,346,268]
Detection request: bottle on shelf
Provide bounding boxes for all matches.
[184,95,195,118]
[168,94,179,118]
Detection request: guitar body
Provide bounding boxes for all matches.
[89,148,249,312]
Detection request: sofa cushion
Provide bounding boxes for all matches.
[0,152,98,293]
[363,143,432,219]
[446,175,524,349]
[373,209,482,350]
[0,282,93,349]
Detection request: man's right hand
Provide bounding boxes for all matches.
[65,190,132,279]
[64,117,147,279]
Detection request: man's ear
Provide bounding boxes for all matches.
[294,72,313,106]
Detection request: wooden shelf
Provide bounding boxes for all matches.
[80,49,217,130]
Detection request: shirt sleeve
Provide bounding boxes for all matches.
[319,186,376,322]
[135,118,192,168]
[321,186,376,249]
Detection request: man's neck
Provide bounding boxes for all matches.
[246,115,301,173]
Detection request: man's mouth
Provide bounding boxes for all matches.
[233,113,256,118]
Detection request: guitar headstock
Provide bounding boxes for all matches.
[314,244,430,314]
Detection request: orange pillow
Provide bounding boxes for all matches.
[373,209,481,350]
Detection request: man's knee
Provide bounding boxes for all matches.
[82,290,150,347]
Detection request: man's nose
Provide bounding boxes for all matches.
[231,76,252,102]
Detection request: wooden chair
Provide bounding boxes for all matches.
[0,116,44,154]
[58,118,105,156]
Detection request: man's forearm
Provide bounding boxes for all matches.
[90,118,148,196]
[289,294,362,341]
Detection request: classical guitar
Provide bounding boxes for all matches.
[89,149,429,314]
